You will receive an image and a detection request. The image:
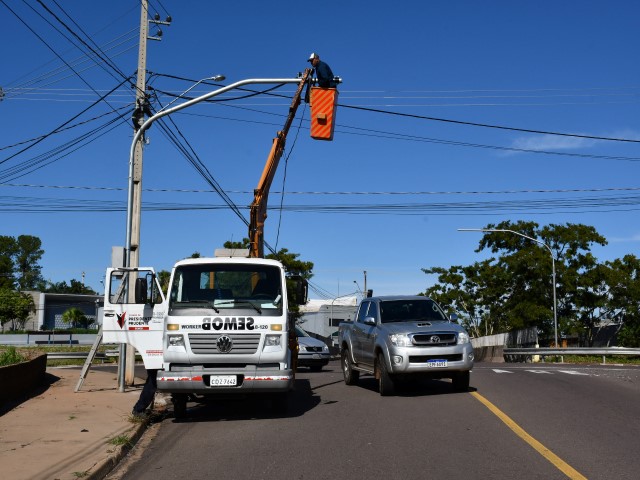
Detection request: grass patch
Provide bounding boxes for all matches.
[0,346,27,366]
[109,434,132,447]
[544,355,640,365]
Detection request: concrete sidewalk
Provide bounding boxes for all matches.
[0,365,155,480]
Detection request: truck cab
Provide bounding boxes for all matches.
[103,251,305,415]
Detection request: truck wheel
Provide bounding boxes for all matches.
[452,371,470,392]
[172,394,187,419]
[271,392,289,414]
[341,348,359,385]
[377,353,395,396]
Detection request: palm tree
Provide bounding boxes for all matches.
[62,307,90,329]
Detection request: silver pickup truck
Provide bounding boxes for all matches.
[338,295,474,395]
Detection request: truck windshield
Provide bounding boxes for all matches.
[169,263,283,314]
[379,299,447,323]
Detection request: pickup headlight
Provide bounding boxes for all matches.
[389,333,412,347]
[322,345,329,352]
[457,332,470,344]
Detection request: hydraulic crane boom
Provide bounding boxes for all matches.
[248,68,312,258]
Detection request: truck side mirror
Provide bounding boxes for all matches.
[288,275,308,305]
[449,313,458,323]
[135,277,148,304]
[363,316,376,326]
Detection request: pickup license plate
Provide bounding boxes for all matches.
[209,375,237,387]
[427,359,448,368]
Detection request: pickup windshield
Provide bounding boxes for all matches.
[379,299,447,323]
[169,263,282,314]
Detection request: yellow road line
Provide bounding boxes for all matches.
[470,391,587,480]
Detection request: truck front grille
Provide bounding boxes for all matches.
[188,333,262,355]
[411,333,457,346]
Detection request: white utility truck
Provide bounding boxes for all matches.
[102,249,306,417]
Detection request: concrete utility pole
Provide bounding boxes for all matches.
[119,0,151,391]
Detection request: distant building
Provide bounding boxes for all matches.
[298,296,359,347]
[16,292,103,331]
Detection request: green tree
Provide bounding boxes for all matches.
[423,221,608,343]
[0,288,35,331]
[39,279,97,295]
[605,255,640,347]
[62,307,91,329]
[157,270,171,296]
[0,235,45,290]
[0,236,16,289]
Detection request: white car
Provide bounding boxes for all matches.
[296,326,331,371]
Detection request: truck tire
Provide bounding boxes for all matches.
[377,353,395,396]
[172,394,187,419]
[271,392,289,414]
[452,371,470,392]
[341,348,359,385]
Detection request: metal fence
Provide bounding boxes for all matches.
[503,347,640,364]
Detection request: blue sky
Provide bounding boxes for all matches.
[2,1,639,299]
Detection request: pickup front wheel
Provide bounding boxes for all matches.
[341,348,359,385]
[452,371,470,392]
[377,353,396,396]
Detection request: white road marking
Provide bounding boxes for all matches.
[559,370,590,376]
[526,370,553,374]
[492,369,513,373]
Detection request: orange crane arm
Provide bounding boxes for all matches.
[248,68,312,258]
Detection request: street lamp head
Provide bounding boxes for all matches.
[212,74,225,82]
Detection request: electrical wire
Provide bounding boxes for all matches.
[0,75,133,167]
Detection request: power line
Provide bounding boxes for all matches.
[338,104,640,144]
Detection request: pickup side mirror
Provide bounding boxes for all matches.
[449,313,458,323]
[363,316,376,326]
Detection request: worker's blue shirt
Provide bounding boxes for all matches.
[315,60,336,88]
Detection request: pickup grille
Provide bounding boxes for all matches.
[188,333,261,355]
[411,333,457,346]
[409,354,463,363]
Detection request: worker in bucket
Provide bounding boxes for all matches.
[307,52,338,88]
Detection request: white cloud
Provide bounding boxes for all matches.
[609,233,640,243]
[511,134,597,152]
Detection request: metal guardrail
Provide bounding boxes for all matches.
[504,347,640,356]
[46,350,119,361]
[503,347,640,364]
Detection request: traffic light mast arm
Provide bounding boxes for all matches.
[248,68,312,258]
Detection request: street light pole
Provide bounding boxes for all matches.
[124,75,306,269]
[458,228,558,348]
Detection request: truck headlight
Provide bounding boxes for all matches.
[457,332,470,344]
[265,334,281,346]
[322,345,329,352]
[389,333,411,347]
[168,334,184,347]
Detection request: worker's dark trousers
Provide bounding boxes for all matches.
[133,369,158,413]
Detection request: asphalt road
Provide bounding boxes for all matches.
[108,361,640,480]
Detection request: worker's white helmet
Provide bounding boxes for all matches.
[307,52,319,62]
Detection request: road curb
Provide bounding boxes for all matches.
[86,421,148,480]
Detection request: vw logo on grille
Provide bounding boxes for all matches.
[430,335,440,343]
[216,335,233,353]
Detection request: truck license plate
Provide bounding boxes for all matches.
[209,375,237,386]
[427,359,447,368]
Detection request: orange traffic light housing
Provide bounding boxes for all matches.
[310,87,338,141]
